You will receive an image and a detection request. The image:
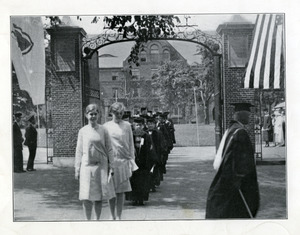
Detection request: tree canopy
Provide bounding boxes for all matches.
[102,15,181,66]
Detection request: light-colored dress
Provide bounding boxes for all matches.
[274,115,284,144]
[104,120,138,193]
[75,124,115,201]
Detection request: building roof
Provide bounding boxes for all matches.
[98,41,135,68]
[224,14,252,24]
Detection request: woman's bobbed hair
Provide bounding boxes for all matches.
[109,102,125,114]
[85,104,100,114]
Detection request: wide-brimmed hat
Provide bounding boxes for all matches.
[14,112,22,118]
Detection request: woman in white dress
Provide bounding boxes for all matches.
[274,108,284,146]
[75,104,115,220]
[104,102,138,220]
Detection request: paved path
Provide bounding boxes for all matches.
[14,146,286,221]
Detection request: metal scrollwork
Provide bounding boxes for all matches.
[82,25,222,58]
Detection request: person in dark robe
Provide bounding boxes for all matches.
[127,117,152,205]
[24,115,38,171]
[13,112,26,173]
[155,112,173,177]
[206,102,260,219]
[262,108,273,147]
[146,116,168,192]
[163,112,176,144]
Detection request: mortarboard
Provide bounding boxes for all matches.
[230,102,254,112]
[27,115,35,122]
[14,112,22,118]
[122,111,131,119]
[146,116,156,123]
[162,112,170,117]
[133,116,145,123]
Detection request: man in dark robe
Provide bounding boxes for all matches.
[13,112,25,173]
[24,115,38,171]
[262,108,273,147]
[155,112,173,176]
[146,116,168,191]
[163,112,176,144]
[206,103,260,218]
[127,117,152,205]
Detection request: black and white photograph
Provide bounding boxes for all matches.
[1,0,300,234]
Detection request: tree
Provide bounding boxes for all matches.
[152,48,214,124]
[152,60,199,123]
[194,43,215,124]
[99,15,181,66]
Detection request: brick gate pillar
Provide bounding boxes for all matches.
[47,26,86,167]
[217,18,256,146]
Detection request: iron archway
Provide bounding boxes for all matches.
[81,26,224,148]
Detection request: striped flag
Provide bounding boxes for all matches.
[11,16,45,105]
[243,14,285,89]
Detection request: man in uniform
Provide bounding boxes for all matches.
[13,112,25,173]
[206,102,260,218]
[24,115,38,171]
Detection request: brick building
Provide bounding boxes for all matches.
[98,40,214,123]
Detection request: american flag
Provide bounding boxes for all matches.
[243,14,285,89]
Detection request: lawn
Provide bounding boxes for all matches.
[174,123,215,147]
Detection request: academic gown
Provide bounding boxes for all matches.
[126,129,152,203]
[206,121,260,218]
[148,129,168,186]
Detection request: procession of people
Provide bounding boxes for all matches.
[12,101,285,220]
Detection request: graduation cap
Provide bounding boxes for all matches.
[133,116,145,124]
[122,111,131,119]
[162,112,170,117]
[27,114,35,122]
[146,116,156,123]
[230,102,254,112]
[140,114,148,119]
[14,112,22,118]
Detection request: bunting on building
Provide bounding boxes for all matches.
[243,14,285,89]
[11,16,45,105]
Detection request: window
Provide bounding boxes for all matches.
[140,50,147,62]
[112,72,118,80]
[228,35,249,67]
[162,49,170,61]
[150,44,159,62]
[131,69,140,80]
